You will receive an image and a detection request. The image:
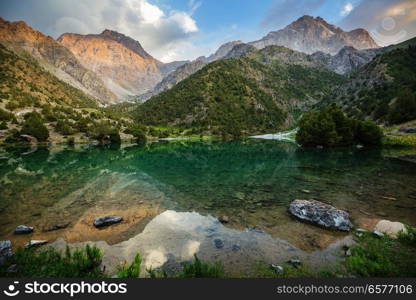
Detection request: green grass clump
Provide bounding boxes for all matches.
[0,245,104,277]
[117,254,142,278]
[345,229,416,277]
[383,135,416,148]
[178,255,224,278]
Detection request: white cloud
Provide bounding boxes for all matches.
[19,0,201,62]
[340,3,354,16]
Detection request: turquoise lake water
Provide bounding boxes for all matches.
[1,140,415,251]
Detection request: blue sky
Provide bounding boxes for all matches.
[1,0,415,62]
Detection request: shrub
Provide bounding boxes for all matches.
[0,121,7,130]
[125,124,147,144]
[56,119,76,136]
[296,105,382,147]
[20,111,49,142]
[90,122,121,144]
[0,108,14,121]
[356,121,383,146]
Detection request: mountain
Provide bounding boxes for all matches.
[0,18,118,104]
[322,38,416,124]
[142,41,245,100]
[58,30,162,99]
[250,15,379,55]
[0,43,132,144]
[134,46,345,136]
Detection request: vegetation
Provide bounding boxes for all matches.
[20,112,49,142]
[89,121,121,144]
[328,43,416,124]
[345,228,416,277]
[117,254,142,278]
[177,255,224,278]
[135,49,344,137]
[0,245,104,278]
[296,105,382,147]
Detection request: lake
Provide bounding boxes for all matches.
[1,140,416,273]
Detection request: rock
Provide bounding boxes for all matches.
[399,127,416,133]
[288,199,353,231]
[356,228,366,233]
[345,249,352,257]
[316,145,324,149]
[301,189,311,194]
[43,223,69,232]
[356,144,364,149]
[271,264,284,274]
[14,225,34,234]
[93,216,123,228]
[6,264,18,273]
[374,220,407,238]
[214,239,224,249]
[25,240,48,248]
[218,216,230,224]
[232,244,241,252]
[20,134,38,144]
[381,196,397,201]
[287,259,301,268]
[376,211,388,217]
[0,240,13,266]
[373,230,385,238]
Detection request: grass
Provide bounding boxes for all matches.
[383,134,416,148]
[0,245,104,278]
[344,227,416,277]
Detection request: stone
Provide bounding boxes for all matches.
[0,240,13,266]
[288,199,353,231]
[356,144,364,149]
[43,223,69,232]
[399,127,416,134]
[6,264,18,273]
[214,239,224,249]
[218,216,230,224]
[25,240,48,248]
[271,264,284,274]
[301,189,311,194]
[20,134,38,144]
[287,259,301,268]
[374,220,407,238]
[373,230,385,238]
[14,225,34,235]
[93,216,123,228]
[345,249,352,257]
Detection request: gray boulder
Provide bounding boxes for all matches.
[25,240,48,248]
[289,200,352,231]
[14,225,34,234]
[93,216,123,228]
[0,240,13,266]
[399,127,416,134]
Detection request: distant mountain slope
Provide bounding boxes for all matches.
[58,30,162,99]
[0,18,118,104]
[250,15,379,55]
[135,46,345,135]
[323,38,416,123]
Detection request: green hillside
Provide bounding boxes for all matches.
[326,42,416,124]
[0,44,131,144]
[135,47,345,136]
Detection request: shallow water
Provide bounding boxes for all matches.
[1,140,416,253]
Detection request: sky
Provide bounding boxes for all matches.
[0,0,415,62]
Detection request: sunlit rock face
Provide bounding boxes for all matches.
[0,18,118,104]
[58,30,163,99]
[250,15,379,55]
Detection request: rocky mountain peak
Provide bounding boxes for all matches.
[99,29,157,61]
[249,15,379,55]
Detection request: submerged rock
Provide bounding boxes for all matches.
[43,223,70,232]
[25,240,48,248]
[14,225,34,234]
[0,240,13,266]
[374,220,407,238]
[214,239,224,249]
[218,216,230,224]
[271,264,284,274]
[287,259,301,268]
[93,216,123,228]
[289,199,352,231]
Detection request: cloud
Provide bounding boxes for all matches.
[261,0,326,30]
[1,0,201,62]
[340,3,354,16]
[339,0,416,46]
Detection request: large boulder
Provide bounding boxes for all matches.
[289,200,353,231]
[374,220,407,238]
[93,216,123,228]
[14,225,34,234]
[0,240,13,266]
